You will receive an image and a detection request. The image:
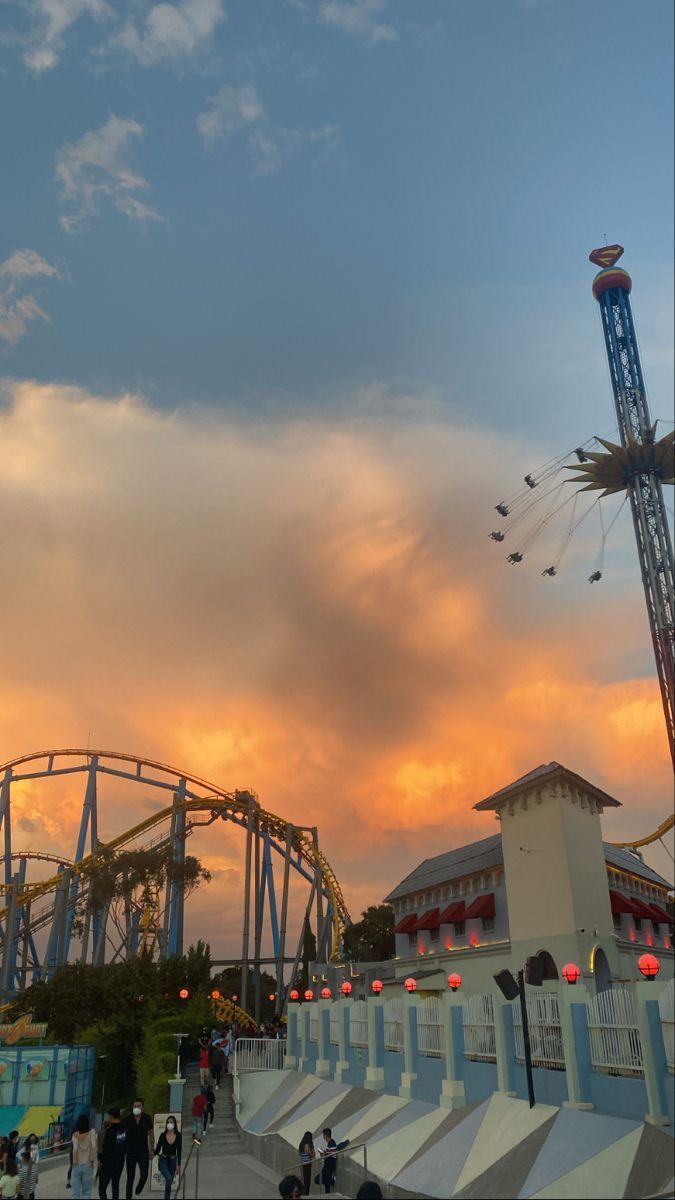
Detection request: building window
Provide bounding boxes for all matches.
[429,928,439,942]
[482,917,495,933]
[454,922,465,937]
[634,918,642,933]
[452,884,460,898]
[613,913,621,930]
[408,933,417,947]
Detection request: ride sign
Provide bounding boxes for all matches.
[0,1014,48,1044]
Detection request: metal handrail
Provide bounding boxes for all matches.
[291,1139,369,1184]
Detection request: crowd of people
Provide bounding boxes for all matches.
[0,1131,39,1199]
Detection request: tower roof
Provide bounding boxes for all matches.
[473,761,621,811]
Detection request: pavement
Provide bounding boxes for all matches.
[35,1071,344,1199]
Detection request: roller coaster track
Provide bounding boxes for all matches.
[0,749,351,962]
[611,812,675,851]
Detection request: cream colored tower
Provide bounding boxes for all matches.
[474,762,622,982]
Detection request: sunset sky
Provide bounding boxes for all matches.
[1,0,673,955]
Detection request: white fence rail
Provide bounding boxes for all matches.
[234,1038,286,1073]
[349,1000,369,1048]
[384,998,403,1052]
[418,996,443,1057]
[586,987,643,1077]
[463,993,496,1062]
[512,990,565,1070]
[658,978,674,1072]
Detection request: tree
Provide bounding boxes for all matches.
[343,905,394,962]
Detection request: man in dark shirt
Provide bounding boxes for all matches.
[123,1098,154,1199]
[99,1107,127,1200]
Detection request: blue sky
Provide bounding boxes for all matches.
[0,1,673,923]
[1,0,673,436]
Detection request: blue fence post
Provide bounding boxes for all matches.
[635,982,670,1126]
[493,995,517,1096]
[316,1000,332,1078]
[399,994,420,1099]
[285,1003,299,1069]
[334,999,351,1084]
[559,982,594,1110]
[365,996,385,1092]
[297,1005,310,1073]
[440,993,466,1110]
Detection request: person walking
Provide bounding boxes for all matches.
[297,1132,315,1197]
[197,1028,210,1086]
[204,1083,216,1129]
[208,1042,224,1089]
[97,1107,126,1200]
[16,1147,38,1200]
[71,1116,97,1200]
[0,1161,19,1199]
[190,1091,207,1139]
[153,1118,181,1200]
[122,1100,153,1200]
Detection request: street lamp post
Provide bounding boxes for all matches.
[173,1033,188,1080]
[98,1055,108,1113]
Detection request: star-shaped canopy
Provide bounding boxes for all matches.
[565,427,674,497]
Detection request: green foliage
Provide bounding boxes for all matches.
[343,904,394,962]
[133,1027,177,1115]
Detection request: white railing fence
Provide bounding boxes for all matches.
[586,987,643,1078]
[384,998,403,1052]
[349,1000,369,1048]
[462,993,496,1062]
[417,995,443,1057]
[233,1038,286,1073]
[512,990,565,1070]
[658,978,674,1072]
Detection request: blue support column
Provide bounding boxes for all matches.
[166,779,187,957]
[0,768,13,886]
[440,993,466,1110]
[365,997,386,1091]
[285,1003,300,1069]
[493,996,517,1096]
[399,994,420,1098]
[334,1000,351,1084]
[635,982,670,1125]
[64,756,99,966]
[559,983,594,1110]
[316,1000,332,1077]
[261,833,280,960]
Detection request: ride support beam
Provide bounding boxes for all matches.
[275,824,293,1016]
[167,777,187,957]
[0,770,12,887]
[240,794,254,1014]
[253,818,262,1025]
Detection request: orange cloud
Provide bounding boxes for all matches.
[0,380,671,955]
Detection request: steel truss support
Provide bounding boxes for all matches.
[166,778,187,958]
[597,283,675,765]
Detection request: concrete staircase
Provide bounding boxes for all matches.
[180,1068,242,1157]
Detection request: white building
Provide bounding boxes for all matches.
[381,761,673,993]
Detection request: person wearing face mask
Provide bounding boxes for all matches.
[122,1100,153,1200]
[153,1118,181,1200]
[97,1108,126,1200]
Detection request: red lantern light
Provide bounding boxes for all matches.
[178,988,189,1000]
[289,988,300,1001]
[371,979,383,995]
[304,989,314,1001]
[232,994,239,1003]
[340,981,352,997]
[638,952,660,981]
[404,977,417,993]
[321,987,332,1000]
[210,988,221,1001]
[268,993,276,1002]
[562,963,581,986]
[447,972,462,992]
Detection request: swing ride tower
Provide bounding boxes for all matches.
[568,245,674,766]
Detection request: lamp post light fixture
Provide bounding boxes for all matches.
[447,973,462,993]
[304,989,314,1001]
[321,987,332,1000]
[210,989,221,1001]
[172,1033,188,1080]
[404,977,417,993]
[562,963,581,985]
[371,980,383,995]
[178,987,189,1001]
[340,981,352,997]
[289,988,300,1002]
[638,952,660,981]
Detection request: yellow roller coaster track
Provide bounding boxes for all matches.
[0,749,351,958]
[611,812,675,851]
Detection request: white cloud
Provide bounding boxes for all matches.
[21,0,111,74]
[55,115,161,233]
[113,0,225,65]
[0,249,60,345]
[318,0,397,44]
[197,84,341,175]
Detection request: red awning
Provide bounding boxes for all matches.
[609,889,634,915]
[647,902,674,925]
[415,907,441,931]
[439,901,466,924]
[393,913,418,934]
[629,896,658,920]
[464,893,496,920]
